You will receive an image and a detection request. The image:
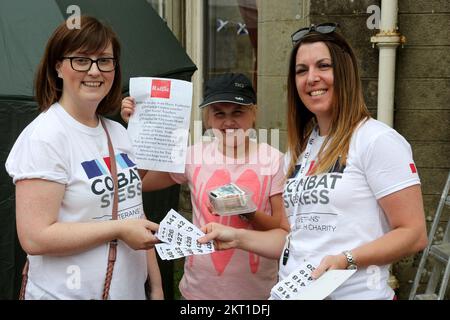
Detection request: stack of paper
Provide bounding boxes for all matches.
[270,263,316,300]
[270,263,356,300]
[208,183,257,215]
[155,209,215,260]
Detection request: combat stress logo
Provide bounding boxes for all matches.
[81,153,142,209]
[284,159,345,208]
[283,160,345,234]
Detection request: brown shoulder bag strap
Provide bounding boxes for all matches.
[101,118,119,300]
[18,259,29,300]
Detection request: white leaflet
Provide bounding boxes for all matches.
[155,209,215,260]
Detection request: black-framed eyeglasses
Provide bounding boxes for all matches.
[61,56,117,72]
[291,22,339,45]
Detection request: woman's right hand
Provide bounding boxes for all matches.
[118,218,160,250]
[198,222,239,250]
[121,96,136,123]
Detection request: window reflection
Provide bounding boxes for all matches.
[206,0,258,88]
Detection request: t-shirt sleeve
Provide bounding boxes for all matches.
[269,152,286,196]
[362,130,420,199]
[169,145,195,184]
[169,171,188,184]
[5,134,68,185]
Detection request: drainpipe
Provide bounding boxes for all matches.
[370,0,406,295]
[370,0,406,127]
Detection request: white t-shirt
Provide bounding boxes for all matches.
[281,118,420,300]
[5,103,147,299]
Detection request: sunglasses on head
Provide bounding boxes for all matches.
[291,22,339,45]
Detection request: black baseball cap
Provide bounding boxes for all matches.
[199,73,256,108]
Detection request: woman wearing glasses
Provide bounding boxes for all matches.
[199,23,427,299]
[5,16,162,299]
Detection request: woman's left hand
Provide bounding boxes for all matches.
[311,253,348,279]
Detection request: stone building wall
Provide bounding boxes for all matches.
[394,0,450,298]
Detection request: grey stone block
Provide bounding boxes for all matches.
[410,142,450,168]
[395,79,450,110]
[353,45,379,78]
[258,20,299,76]
[399,14,450,46]
[310,15,378,45]
[256,75,288,129]
[415,168,450,195]
[310,0,380,15]
[397,47,450,79]
[395,110,450,141]
[399,0,450,13]
[259,0,306,22]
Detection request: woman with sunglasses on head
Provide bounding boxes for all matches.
[5,16,163,299]
[199,23,427,299]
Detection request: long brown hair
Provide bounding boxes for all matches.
[34,16,122,115]
[286,31,371,177]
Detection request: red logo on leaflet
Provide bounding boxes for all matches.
[151,80,171,99]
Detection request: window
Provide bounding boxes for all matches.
[206,0,258,87]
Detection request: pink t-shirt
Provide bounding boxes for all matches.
[170,140,285,300]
